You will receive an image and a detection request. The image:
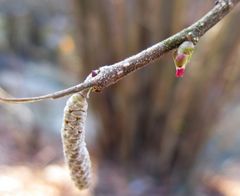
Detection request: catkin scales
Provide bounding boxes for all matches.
[61,93,91,190]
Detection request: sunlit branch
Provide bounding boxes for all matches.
[0,0,238,104]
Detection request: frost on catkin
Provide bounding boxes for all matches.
[61,93,91,190]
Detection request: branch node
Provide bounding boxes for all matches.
[186,32,199,45]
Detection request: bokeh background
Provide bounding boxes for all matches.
[0,0,240,195]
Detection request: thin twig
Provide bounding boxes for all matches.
[0,0,239,104]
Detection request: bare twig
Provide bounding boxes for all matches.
[0,0,239,104]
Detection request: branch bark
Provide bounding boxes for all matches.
[0,0,239,104]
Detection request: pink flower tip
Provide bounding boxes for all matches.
[176,67,185,78]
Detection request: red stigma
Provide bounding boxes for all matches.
[176,68,185,78]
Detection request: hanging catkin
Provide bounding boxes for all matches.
[61,92,91,190]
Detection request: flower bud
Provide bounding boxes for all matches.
[174,53,188,68]
[172,41,194,78]
[91,69,100,77]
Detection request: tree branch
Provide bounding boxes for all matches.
[0,0,239,104]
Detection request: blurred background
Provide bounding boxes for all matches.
[0,0,240,195]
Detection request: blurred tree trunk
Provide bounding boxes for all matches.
[71,0,240,194]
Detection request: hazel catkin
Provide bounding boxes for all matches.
[61,93,92,190]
